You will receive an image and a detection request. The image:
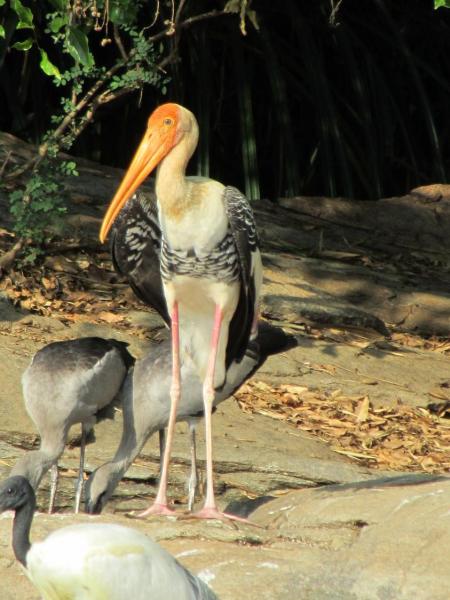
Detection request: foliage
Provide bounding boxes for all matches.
[435,0,450,8]
[0,1,257,263]
[8,158,77,263]
[1,0,171,155]
[0,0,187,259]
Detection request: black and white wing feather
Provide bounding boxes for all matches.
[224,186,260,367]
[110,190,169,325]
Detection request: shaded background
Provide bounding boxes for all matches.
[1,0,450,201]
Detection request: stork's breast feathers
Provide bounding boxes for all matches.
[160,230,240,283]
[159,185,259,287]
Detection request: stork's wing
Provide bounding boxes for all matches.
[224,186,260,366]
[110,191,170,325]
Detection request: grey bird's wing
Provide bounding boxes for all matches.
[29,337,131,373]
[110,190,170,325]
[224,186,260,367]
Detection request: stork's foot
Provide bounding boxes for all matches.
[136,502,177,518]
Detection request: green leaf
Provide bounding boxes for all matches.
[10,0,33,27]
[12,38,33,50]
[39,49,61,79]
[109,0,139,25]
[0,24,4,38]
[49,15,67,34]
[435,0,450,7]
[16,21,33,30]
[67,27,93,67]
[48,0,66,9]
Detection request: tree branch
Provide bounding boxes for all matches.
[0,239,25,275]
[4,8,233,181]
[113,24,128,60]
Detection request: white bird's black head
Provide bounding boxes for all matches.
[0,476,34,512]
[0,476,35,567]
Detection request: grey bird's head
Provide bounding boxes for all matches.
[84,464,121,514]
[0,476,34,512]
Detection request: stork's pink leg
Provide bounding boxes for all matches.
[138,302,180,517]
[193,306,252,524]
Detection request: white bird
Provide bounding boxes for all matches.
[11,338,134,513]
[99,103,263,521]
[0,475,217,599]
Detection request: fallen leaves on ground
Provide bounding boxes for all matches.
[235,381,450,473]
[0,245,147,330]
[391,332,450,353]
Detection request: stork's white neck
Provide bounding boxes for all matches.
[155,120,199,219]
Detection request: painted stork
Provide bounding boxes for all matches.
[99,103,262,521]
[11,338,134,513]
[0,476,217,599]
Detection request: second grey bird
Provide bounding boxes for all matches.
[11,337,134,513]
[85,323,293,515]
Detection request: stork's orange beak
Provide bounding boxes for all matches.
[99,124,173,243]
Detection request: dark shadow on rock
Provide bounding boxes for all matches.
[263,294,390,338]
[257,320,298,357]
[224,494,274,518]
[315,472,449,495]
[0,293,26,323]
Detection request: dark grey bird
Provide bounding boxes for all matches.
[85,323,293,515]
[0,475,217,599]
[11,337,134,513]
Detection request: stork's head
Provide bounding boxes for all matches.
[99,103,198,242]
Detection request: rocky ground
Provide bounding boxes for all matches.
[0,132,450,599]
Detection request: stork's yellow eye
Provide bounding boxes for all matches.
[163,118,173,126]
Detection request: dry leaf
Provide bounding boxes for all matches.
[311,363,337,375]
[279,384,309,395]
[356,396,370,423]
[98,311,124,323]
[428,388,450,402]
[41,276,56,290]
